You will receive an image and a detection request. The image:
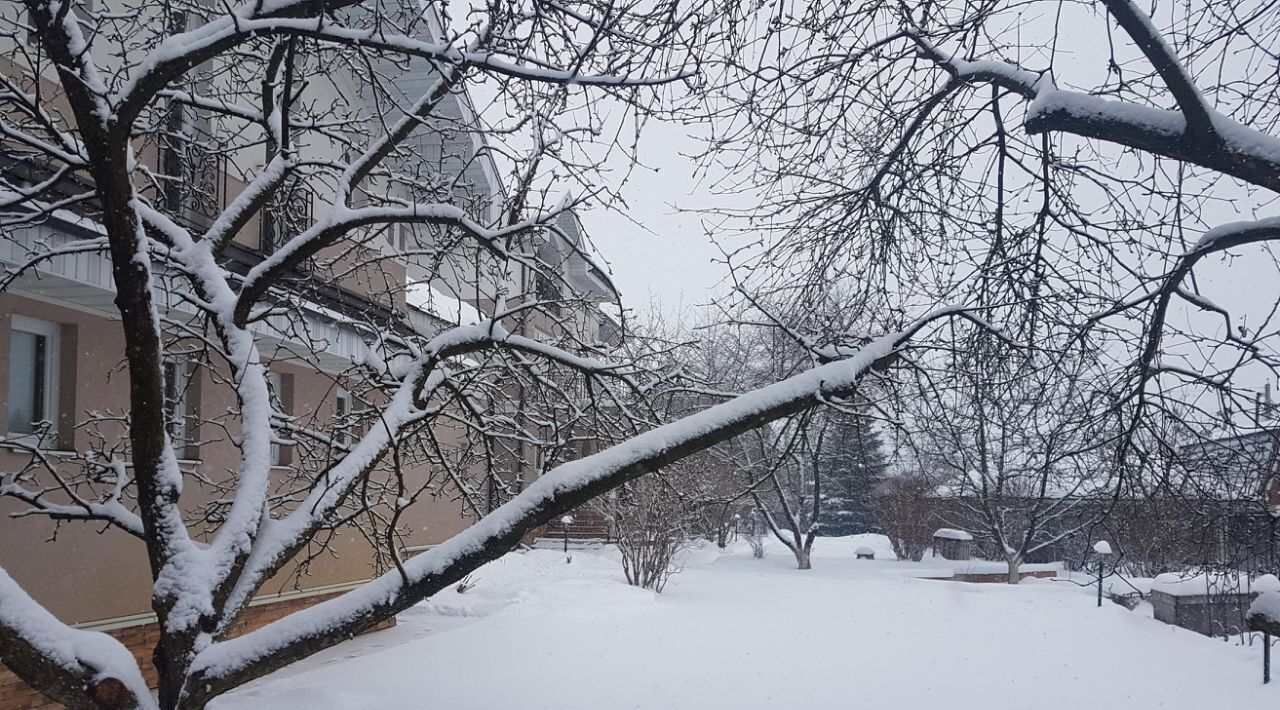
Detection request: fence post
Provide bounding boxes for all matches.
[1265,632,1271,685]
[1096,563,1103,607]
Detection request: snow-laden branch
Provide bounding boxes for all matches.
[183,308,961,702]
[3,491,145,536]
[1129,215,1280,393]
[0,567,157,710]
[216,317,662,630]
[115,2,692,129]
[0,453,145,538]
[908,27,1280,193]
[1098,0,1213,136]
[0,75,88,166]
[134,206,281,638]
[233,202,556,326]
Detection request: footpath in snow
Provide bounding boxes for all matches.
[213,535,1278,710]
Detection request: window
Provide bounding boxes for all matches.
[334,388,351,447]
[535,273,562,316]
[268,372,283,466]
[267,371,293,466]
[163,358,189,447]
[7,316,59,439]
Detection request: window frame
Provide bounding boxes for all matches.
[334,388,351,448]
[267,372,284,466]
[162,357,189,448]
[7,315,60,443]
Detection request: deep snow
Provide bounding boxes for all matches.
[213,535,1277,709]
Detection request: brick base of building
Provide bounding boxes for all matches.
[0,591,396,709]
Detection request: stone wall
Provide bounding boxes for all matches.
[1150,590,1255,638]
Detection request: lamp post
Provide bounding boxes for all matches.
[560,515,574,555]
[1092,540,1113,607]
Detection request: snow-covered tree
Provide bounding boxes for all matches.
[873,469,940,562]
[0,2,993,707]
[689,310,895,570]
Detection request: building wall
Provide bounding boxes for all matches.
[0,291,477,626]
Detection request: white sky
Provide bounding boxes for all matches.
[575,119,731,316]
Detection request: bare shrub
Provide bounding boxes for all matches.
[873,473,938,562]
[607,475,693,592]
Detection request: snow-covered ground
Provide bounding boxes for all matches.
[213,535,1277,709]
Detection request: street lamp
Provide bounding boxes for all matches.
[1092,540,1113,607]
[560,515,574,556]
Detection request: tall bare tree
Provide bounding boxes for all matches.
[904,341,1118,582]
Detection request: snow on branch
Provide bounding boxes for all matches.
[116,3,693,129]
[1098,0,1213,137]
[0,469,146,538]
[233,202,561,326]
[1129,215,1280,387]
[216,317,669,628]
[0,567,157,710]
[908,32,1280,193]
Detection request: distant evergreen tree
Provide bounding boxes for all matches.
[814,411,888,536]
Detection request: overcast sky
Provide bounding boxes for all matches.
[575,119,731,317]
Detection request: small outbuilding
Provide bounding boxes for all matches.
[855,546,875,560]
[1151,573,1280,638]
[932,528,974,560]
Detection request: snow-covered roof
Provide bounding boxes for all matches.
[855,546,875,555]
[406,281,482,326]
[932,528,973,541]
[1151,572,1280,598]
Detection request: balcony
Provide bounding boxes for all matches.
[0,217,413,373]
[160,125,229,234]
[260,182,315,257]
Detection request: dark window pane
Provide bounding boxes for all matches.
[8,331,46,434]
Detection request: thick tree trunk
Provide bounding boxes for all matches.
[1006,557,1022,584]
[794,547,811,570]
